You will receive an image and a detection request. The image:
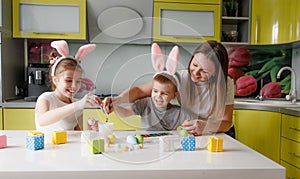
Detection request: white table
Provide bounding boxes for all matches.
[0,130,285,179]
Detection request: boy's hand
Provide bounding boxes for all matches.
[102,97,113,114]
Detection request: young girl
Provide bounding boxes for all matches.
[35,40,101,132]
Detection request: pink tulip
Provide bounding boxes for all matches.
[261,82,282,98]
[228,47,251,67]
[79,78,96,92]
[235,75,257,96]
[228,67,244,81]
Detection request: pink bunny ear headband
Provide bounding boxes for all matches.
[50,40,96,76]
[151,43,179,87]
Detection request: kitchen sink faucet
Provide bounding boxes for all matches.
[277,66,297,103]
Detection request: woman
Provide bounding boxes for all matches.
[104,40,234,136]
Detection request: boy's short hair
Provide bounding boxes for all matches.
[153,73,177,92]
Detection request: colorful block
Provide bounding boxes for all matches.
[207,137,223,152]
[87,139,105,154]
[26,135,44,150]
[52,131,67,144]
[28,131,44,136]
[181,136,196,151]
[0,135,7,148]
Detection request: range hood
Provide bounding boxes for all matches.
[87,0,153,44]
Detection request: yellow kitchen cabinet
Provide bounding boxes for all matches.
[295,1,300,41]
[281,114,300,179]
[83,109,141,131]
[234,110,281,163]
[153,0,221,43]
[251,0,296,44]
[3,108,35,130]
[12,0,86,40]
[0,108,2,130]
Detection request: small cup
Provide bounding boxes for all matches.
[159,136,180,152]
[98,122,114,137]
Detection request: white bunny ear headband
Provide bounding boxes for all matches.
[50,40,96,76]
[151,43,179,86]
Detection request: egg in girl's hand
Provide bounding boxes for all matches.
[126,135,137,145]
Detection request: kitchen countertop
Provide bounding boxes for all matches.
[234,98,300,116]
[0,130,285,179]
[2,98,300,117]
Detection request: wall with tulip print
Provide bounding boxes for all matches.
[228,47,292,98]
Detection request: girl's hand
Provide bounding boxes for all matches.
[181,119,207,136]
[76,93,101,110]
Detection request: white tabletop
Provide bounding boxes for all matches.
[0,130,285,179]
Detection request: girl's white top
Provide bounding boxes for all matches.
[175,70,234,119]
[35,92,82,132]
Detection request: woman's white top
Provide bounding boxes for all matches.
[35,92,82,132]
[175,70,234,119]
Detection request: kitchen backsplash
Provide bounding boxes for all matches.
[228,46,292,98]
[30,40,293,99]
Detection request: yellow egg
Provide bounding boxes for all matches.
[107,134,116,144]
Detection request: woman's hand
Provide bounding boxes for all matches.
[181,119,207,136]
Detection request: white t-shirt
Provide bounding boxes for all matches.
[175,70,234,119]
[35,92,82,132]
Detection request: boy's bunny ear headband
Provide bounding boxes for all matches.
[50,40,96,76]
[151,43,179,86]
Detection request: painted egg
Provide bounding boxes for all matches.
[180,129,188,137]
[126,135,137,145]
[135,134,144,144]
[107,134,116,144]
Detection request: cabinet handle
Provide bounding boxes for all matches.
[288,152,300,159]
[289,127,300,132]
[287,177,295,179]
[32,32,66,35]
[255,16,259,43]
[173,36,203,39]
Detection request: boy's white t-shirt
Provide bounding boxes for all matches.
[35,92,82,132]
[175,70,234,119]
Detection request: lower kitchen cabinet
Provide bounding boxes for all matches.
[3,108,35,130]
[83,109,141,131]
[0,108,2,130]
[233,110,281,163]
[281,114,300,179]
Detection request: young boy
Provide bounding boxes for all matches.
[113,73,194,131]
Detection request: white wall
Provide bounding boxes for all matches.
[69,43,196,96]
[292,48,300,100]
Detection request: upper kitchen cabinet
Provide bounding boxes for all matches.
[12,0,86,40]
[251,0,296,44]
[153,0,221,43]
[221,0,251,44]
[87,0,153,44]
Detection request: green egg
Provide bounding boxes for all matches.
[135,134,144,144]
[180,129,188,137]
